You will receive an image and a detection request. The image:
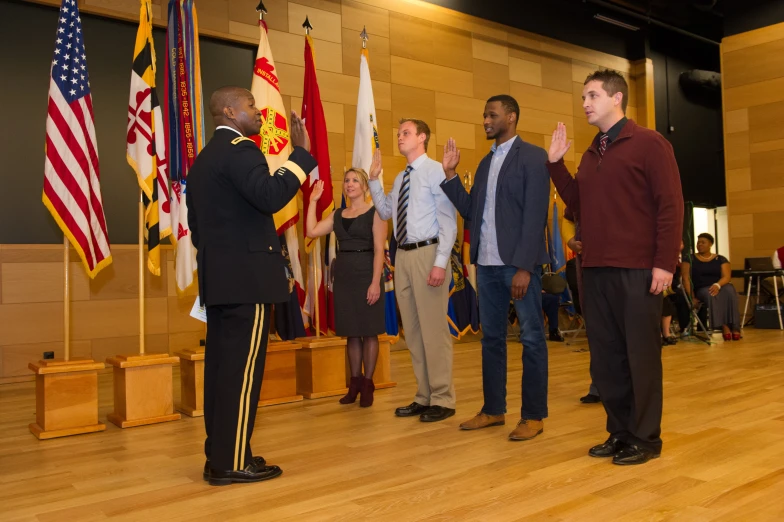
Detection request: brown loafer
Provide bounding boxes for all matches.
[459,412,505,430]
[508,419,544,441]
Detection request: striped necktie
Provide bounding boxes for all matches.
[396,166,413,245]
[599,134,608,156]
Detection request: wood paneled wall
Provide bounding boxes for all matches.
[721,22,784,269]
[24,0,649,200]
[7,0,652,379]
[0,245,205,382]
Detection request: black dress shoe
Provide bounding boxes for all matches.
[580,393,601,404]
[395,402,430,417]
[588,437,626,458]
[209,461,282,486]
[204,456,266,481]
[612,444,660,466]
[419,406,456,422]
[549,331,565,342]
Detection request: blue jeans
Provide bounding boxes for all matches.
[477,265,549,419]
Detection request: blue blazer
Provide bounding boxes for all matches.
[440,137,550,272]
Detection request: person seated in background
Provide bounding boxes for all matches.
[541,291,564,342]
[681,233,741,341]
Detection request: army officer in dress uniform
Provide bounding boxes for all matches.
[186,86,316,486]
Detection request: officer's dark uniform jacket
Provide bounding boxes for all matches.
[186,128,317,307]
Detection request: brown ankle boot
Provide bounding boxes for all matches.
[340,376,362,404]
[359,377,375,408]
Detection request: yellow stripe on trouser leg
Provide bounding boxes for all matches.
[234,304,261,470]
[239,305,265,470]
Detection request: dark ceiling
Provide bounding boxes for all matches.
[421,0,783,66]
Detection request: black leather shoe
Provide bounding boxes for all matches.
[580,393,601,404]
[419,406,456,422]
[588,437,626,458]
[395,402,430,417]
[204,456,266,481]
[612,444,660,466]
[549,331,565,342]
[209,461,282,486]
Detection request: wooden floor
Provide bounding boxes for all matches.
[1,328,783,521]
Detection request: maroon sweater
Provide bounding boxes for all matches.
[547,119,683,274]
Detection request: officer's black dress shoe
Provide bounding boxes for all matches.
[419,405,456,422]
[580,393,601,404]
[549,331,565,342]
[204,456,266,481]
[588,436,626,458]
[395,402,430,417]
[612,444,660,466]
[209,460,282,486]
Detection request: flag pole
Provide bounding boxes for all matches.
[313,247,320,337]
[138,189,146,355]
[63,236,70,362]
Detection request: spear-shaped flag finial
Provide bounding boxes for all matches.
[302,16,313,34]
[256,1,267,21]
[360,26,368,48]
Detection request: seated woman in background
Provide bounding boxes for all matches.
[681,233,741,341]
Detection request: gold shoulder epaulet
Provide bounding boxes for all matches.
[231,137,254,145]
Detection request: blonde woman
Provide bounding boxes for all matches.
[306,168,388,407]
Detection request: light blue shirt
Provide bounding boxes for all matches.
[369,153,457,269]
[479,135,517,266]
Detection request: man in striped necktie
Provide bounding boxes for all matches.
[368,119,458,423]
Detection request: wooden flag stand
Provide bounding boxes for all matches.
[106,195,180,428]
[259,339,304,406]
[295,245,348,399]
[175,341,206,417]
[29,238,106,440]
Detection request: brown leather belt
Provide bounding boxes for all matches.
[398,237,439,251]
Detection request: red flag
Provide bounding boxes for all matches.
[43,0,112,278]
[300,34,332,335]
[300,35,335,251]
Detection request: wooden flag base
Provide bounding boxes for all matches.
[175,347,205,417]
[344,334,397,390]
[259,340,304,407]
[294,336,348,399]
[106,353,181,428]
[28,358,106,440]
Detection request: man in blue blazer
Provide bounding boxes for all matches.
[440,95,551,440]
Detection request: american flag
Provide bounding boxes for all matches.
[43,0,112,278]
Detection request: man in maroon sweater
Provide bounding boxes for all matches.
[547,70,683,465]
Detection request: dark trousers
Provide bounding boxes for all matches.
[582,267,663,453]
[205,303,271,471]
[478,265,548,419]
[541,293,560,333]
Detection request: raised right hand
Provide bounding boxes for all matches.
[442,138,461,179]
[310,180,324,202]
[548,122,572,163]
[290,110,310,151]
[368,148,382,181]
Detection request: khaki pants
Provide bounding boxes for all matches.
[395,243,455,409]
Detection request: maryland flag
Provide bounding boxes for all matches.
[250,18,297,233]
[127,0,170,275]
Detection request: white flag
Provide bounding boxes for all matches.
[352,47,380,181]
